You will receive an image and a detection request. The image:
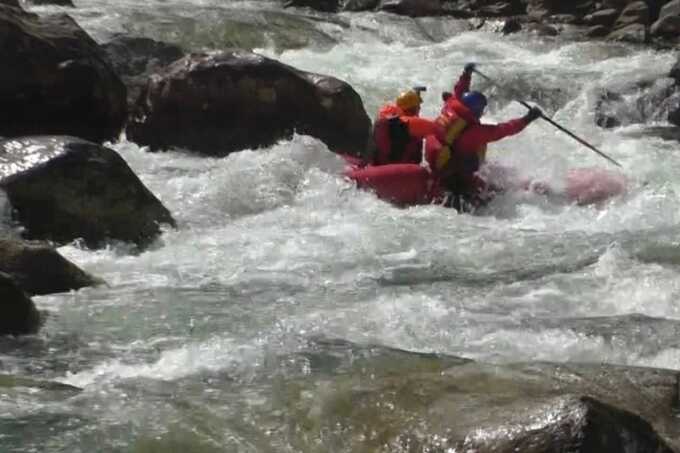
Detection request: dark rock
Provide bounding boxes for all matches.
[128,51,371,156]
[455,396,675,453]
[526,0,596,20]
[583,8,620,26]
[0,239,102,295]
[0,136,175,249]
[0,272,40,336]
[0,0,20,8]
[101,36,184,110]
[608,1,650,42]
[526,20,560,36]
[342,0,380,11]
[477,1,525,17]
[377,0,442,17]
[549,13,579,23]
[284,0,341,12]
[0,6,126,142]
[28,0,75,6]
[651,0,680,36]
[501,17,522,33]
[587,24,611,36]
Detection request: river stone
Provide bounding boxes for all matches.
[377,0,442,17]
[608,0,650,42]
[283,0,341,12]
[0,6,126,143]
[0,271,40,336]
[0,136,176,249]
[28,0,75,6]
[343,0,380,11]
[583,8,620,26]
[0,239,102,295]
[101,36,184,110]
[526,0,595,20]
[128,51,371,156]
[651,0,680,36]
[276,339,680,451]
[0,0,20,7]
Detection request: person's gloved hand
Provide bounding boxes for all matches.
[464,62,476,75]
[523,106,543,123]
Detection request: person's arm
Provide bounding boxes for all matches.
[453,72,471,100]
[458,107,542,148]
[403,116,444,139]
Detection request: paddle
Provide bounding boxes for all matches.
[472,69,623,168]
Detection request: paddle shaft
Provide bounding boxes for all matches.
[472,69,623,168]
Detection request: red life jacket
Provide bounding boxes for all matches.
[372,103,423,165]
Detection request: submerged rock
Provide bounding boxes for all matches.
[27,0,75,6]
[270,338,680,451]
[0,136,175,249]
[128,51,371,156]
[0,239,102,295]
[0,272,40,336]
[0,6,126,142]
[101,36,184,111]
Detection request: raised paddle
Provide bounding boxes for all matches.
[472,69,623,168]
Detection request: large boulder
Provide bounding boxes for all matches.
[526,0,595,20]
[128,51,371,156]
[0,272,40,336]
[0,136,175,249]
[651,0,680,37]
[0,6,126,142]
[607,1,650,42]
[101,36,184,111]
[0,239,102,295]
[377,0,442,16]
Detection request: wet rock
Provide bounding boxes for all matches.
[608,1,650,42]
[0,239,102,295]
[378,0,442,17]
[343,0,380,11]
[283,0,341,12]
[0,136,175,249]
[455,396,675,453]
[587,24,612,36]
[0,6,126,142]
[651,0,680,37]
[0,272,40,336]
[526,0,595,20]
[583,8,620,26]
[595,79,677,129]
[0,0,20,7]
[101,36,184,110]
[273,339,680,451]
[128,51,371,156]
[501,17,523,33]
[526,20,560,36]
[27,0,75,6]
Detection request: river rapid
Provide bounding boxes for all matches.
[2,0,680,451]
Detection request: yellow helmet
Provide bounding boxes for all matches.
[396,89,423,111]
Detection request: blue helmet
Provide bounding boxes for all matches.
[461,91,487,118]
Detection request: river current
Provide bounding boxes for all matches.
[2,0,680,451]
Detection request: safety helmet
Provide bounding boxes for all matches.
[396,89,423,112]
[461,91,487,118]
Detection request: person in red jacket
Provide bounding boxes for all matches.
[372,87,443,165]
[425,63,542,211]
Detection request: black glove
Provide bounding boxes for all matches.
[464,62,476,75]
[523,106,543,123]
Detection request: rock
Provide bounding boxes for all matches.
[0,272,40,336]
[0,136,175,249]
[456,396,675,453]
[27,0,75,6]
[0,7,126,143]
[128,51,371,156]
[501,17,523,33]
[608,1,650,42]
[477,1,525,17]
[0,0,20,7]
[587,24,611,36]
[272,338,680,451]
[342,0,380,11]
[377,0,442,17]
[0,239,102,295]
[101,36,184,110]
[526,0,595,20]
[651,0,680,36]
[583,8,620,26]
[283,0,341,12]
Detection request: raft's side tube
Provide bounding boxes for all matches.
[346,164,432,206]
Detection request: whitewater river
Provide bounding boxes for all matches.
[3,0,680,451]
